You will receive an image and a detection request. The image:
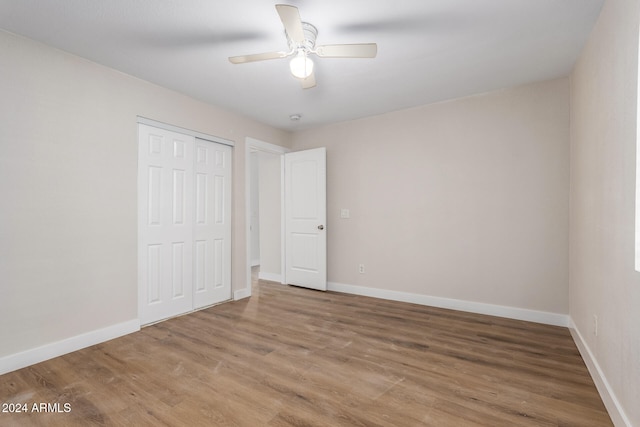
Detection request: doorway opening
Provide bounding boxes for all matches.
[244,138,327,298]
[244,138,289,299]
[250,149,284,283]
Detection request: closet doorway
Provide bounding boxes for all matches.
[138,121,232,325]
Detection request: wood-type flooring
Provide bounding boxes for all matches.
[0,276,612,426]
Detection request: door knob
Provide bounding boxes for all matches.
[318,225,324,230]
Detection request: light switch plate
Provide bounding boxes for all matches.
[340,208,350,219]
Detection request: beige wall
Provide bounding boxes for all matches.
[0,30,290,358]
[291,78,570,314]
[258,151,282,277]
[570,0,640,424]
[249,151,261,265]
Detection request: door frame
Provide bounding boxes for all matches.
[138,117,234,147]
[242,137,290,300]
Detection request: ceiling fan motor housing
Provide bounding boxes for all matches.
[287,22,318,53]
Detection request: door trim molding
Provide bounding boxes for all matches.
[243,137,290,300]
[137,116,234,147]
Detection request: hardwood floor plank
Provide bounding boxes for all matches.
[0,279,612,426]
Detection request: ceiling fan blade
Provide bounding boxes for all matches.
[275,4,305,44]
[228,51,289,64]
[315,43,378,58]
[300,72,316,89]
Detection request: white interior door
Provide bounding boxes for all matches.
[139,124,232,325]
[285,147,327,291]
[193,139,232,308]
[138,124,195,324]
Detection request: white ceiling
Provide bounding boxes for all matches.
[0,0,603,131]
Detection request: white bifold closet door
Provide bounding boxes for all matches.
[138,124,231,325]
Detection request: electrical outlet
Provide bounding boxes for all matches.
[593,315,598,336]
[358,264,365,274]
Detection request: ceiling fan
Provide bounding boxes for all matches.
[228,4,377,89]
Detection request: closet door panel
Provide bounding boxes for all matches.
[193,139,232,308]
[138,124,194,325]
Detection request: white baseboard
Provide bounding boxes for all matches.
[327,281,570,327]
[258,271,283,283]
[568,319,631,427]
[234,287,252,300]
[0,319,140,376]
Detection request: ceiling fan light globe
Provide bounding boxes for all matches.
[290,54,314,79]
